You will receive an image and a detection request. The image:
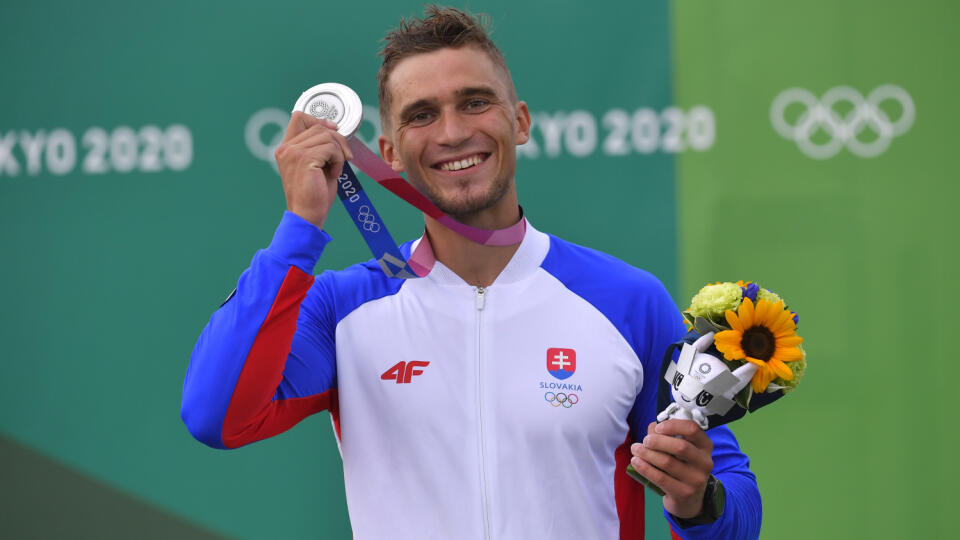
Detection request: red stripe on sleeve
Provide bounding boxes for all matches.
[222,266,329,449]
[615,433,646,539]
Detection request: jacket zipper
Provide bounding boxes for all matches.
[475,286,492,540]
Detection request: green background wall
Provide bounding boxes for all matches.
[673,2,957,538]
[1,1,954,538]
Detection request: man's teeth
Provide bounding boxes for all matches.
[439,155,484,171]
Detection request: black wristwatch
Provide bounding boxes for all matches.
[671,474,726,528]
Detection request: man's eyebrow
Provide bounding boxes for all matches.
[456,86,498,99]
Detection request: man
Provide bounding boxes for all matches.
[182,6,761,539]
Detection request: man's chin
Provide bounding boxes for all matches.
[434,199,494,220]
[415,175,511,222]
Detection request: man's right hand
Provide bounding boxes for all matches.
[274,111,354,229]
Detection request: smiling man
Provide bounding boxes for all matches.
[380,47,523,217]
[182,6,761,539]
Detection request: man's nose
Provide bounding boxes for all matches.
[435,110,471,146]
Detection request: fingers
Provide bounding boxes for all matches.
[273,112,356,229]
[291,129,354,162]
[629,449,703,502]
[275,126,353,178]
[290,139,346,174]
[630,442,710,488]
[653,419,714,450]
[642,421,713,471]
[282,112,354,160]
[275,138,340,178]
[629,420,713,500]
[284,113,353,155]
[283,111,338,142]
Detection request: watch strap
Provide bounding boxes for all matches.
[671,474,726,528]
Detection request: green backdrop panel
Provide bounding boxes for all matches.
[673,1,957,538]
[0,1,680,538]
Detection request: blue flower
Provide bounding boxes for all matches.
[740,282,759,303]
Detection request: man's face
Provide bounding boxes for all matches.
[379,46,530,219]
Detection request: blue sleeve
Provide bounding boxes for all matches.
[626,277,686,441]
[665,426,762,539]
[180,211,339,449]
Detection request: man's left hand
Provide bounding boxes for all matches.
[630,420,714,519]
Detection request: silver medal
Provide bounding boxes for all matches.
[292,82,363,138]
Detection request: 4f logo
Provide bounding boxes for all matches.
[381,361,430,384]
[546,348,576,380]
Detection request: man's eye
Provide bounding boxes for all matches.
[465,99,490,111]
[407,111,434,125]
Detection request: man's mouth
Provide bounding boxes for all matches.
[434,153,488,172]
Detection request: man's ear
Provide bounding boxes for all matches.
[378,135,405,172]
[514,101,531,145]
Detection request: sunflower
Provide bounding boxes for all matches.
[714,298,804,393]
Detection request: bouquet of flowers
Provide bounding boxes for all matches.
[627,281,806,494]
[683,281,805,400]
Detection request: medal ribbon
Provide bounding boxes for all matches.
[334,137,526,278]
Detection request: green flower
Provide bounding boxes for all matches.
[774,346,806,393]
[688,282,742,324]
[757,287,783,306]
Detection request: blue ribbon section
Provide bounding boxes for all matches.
[336,162,418,279]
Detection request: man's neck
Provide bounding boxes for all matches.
[424,205,523,288]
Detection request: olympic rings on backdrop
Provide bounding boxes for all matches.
[544,392,579,408]
[770,85,914,159]
[244,109,289,173]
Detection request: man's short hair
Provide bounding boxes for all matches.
[377,5,517,125]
